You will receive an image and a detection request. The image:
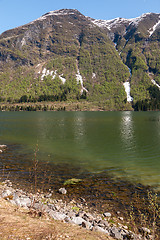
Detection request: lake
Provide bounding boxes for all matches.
[0,111,160,190]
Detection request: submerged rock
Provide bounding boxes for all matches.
[64,178,82,185]
[0,144,7,153]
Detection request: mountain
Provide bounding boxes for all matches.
[0,9,160,110]
[92,12,160,110]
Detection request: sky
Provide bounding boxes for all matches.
[0,0,159,34]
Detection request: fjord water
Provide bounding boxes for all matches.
[0,111,160,189]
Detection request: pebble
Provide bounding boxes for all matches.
[71,216,85,225]
[2,189,13,199]
[59,188,67,195]
[141,227,151,234]
[93,225,109,234]
[49,210,67,221]
[119,217,124,221]
[104,212,111,218]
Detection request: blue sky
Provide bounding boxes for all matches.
[0,0,159,34]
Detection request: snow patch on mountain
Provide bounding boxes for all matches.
[31,9,78,23]
[123,82,133,102]
[21,38,26,47]
[76,69,88,94]
[40,68,63,82]
[148,19,160,36]
[129,13,152,26]
[39,67,88,93]
[59,75,66,84]
[92,18,131,30]
[40,68,56,81]
[92,13,153,30]
[92,73,96,78]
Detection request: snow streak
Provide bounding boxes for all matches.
[123,82,133,102]
[151,79,160,89]
[76,69,88,94]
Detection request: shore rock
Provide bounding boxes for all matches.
[59,188,67,194]
[0,180,145,240]
[1,189,13,199]
[49,210,67,221]
[104,212,111,218]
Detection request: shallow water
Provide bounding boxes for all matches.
[0,111,160,189]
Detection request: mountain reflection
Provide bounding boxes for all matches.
[73,112,86,143]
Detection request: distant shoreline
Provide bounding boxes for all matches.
[0,101,133,111]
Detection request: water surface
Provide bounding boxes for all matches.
[0,111,160,189]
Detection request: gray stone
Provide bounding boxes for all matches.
[98,220,109,228]
[93,226,109,234]
[47,203,56,211]
[45,193,52,198]
[9,199,17,206]
[32,202,41,210]
[71,216,85,225]
[0,145,7,154]
[3,180,12,187]
[110,227,129,240]
[59,188,67,195]
[12,192,32,208]
[0,144,7,148]
[14,196,31,208]
[103,212,111,218]
[64,216,72,223]
[81,221,92,230]
[83,213,94,222]
[49,210,67,221]
[2,189,13,199]
[119,217,124,221]
[67,211,76,218]
[20,197,31,208]
[41,204,50,213]
[123,225,128,230]
[141,227,151,234]
[76,211,85,218]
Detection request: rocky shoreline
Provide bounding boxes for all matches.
[0,179,153,240]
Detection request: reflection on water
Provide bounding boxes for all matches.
[120,111,135,151]
[73,112,86,143]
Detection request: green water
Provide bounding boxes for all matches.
[0,111,160,189]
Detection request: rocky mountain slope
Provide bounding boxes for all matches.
[0,9,160,110]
